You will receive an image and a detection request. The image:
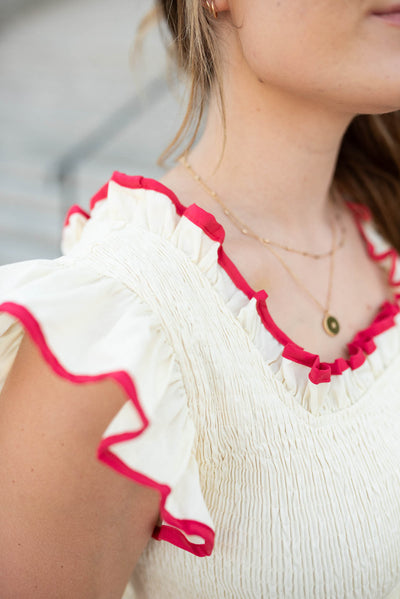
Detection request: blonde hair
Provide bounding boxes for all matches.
[139,1,400,253]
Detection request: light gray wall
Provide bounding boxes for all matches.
[0,0,186,265]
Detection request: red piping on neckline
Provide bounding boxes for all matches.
[0,301,214,558]
[63,175,188,229]
[185,200,400,384]
[63,205,90,228]
[348,202,400,288]
[65,171,400,385]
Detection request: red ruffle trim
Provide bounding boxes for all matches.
[0,301,214,557]
[63,172,400,385]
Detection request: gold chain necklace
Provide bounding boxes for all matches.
[179,153,342,337]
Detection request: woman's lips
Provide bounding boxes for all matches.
[371,8,400,24]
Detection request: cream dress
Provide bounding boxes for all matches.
[0,172,400,598]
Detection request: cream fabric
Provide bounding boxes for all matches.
[0,174,399,598]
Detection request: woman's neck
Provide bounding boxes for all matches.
[187,66,356,243]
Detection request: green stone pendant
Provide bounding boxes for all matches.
[323,314,340,336]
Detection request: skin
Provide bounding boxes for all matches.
[0,333,160,598]
[161,0,400,360]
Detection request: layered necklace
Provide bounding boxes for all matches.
[179,153,346,337]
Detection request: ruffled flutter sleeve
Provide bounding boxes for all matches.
[0,188,215,557]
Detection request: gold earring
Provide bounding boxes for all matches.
[204,0,218,18]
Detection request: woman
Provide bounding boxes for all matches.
[1,0,400,597]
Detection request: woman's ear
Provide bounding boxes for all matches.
[216,0,230,11]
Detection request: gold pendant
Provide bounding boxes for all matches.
[323,314,340,336]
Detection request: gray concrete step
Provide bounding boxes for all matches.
[0,0,188,269]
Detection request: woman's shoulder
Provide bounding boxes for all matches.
[61,170,187,259]
[59,169,232,313]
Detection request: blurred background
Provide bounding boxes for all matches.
[0,0,186,265]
